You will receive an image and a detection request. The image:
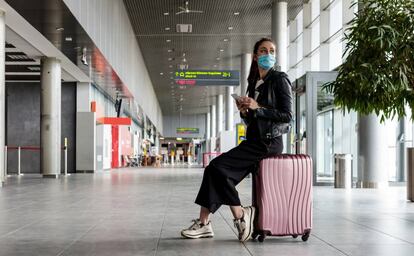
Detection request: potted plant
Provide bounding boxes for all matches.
[323,0,414,122]
[323,0,414,190]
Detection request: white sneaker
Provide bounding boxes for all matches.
[233,206,255,242]
[181,219,214,239]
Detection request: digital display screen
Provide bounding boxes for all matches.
[174,70,240,86]
[177,128,199,134]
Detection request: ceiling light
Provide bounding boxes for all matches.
[168,57,173,61]
[165,27,171,31]
[178,64,188,70]
[160,72,164,75]
[7,54,31,60]
[56,27,64,31]
[176,24,193,33]
[166,39,171,43]
[223,38,229,42]
[219,49,224,52]
[216,57,220,61]
[177,138,182,141]
[234,12,240,15]
[168,49,174,53]
[27,66,41,71]
[169,65,173,68]
[228,26,233,30]
[163,12,169,16]
[65,37,72,41]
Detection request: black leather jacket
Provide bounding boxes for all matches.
[241,68,293,140]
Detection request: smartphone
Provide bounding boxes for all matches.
[231,93,240,101]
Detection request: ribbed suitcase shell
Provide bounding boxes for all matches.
[253,154,313,240]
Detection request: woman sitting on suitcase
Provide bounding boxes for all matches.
[181,37,293,242]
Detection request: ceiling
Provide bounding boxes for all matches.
[4,28,76,83]
[4,0,146,124]
[124,0,305,115]
[4,0,134,97]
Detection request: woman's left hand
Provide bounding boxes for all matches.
[239,96,260,110]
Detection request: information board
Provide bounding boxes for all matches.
[177,128,199,134]
[175,70,240,86]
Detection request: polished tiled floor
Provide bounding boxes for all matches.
[1,167,414,256]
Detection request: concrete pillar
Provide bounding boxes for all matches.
[240,54,251,96]
[271,0,288,72]
[206,112,211,139]
[211,105,216,138]
[41,57,62,178]
[357,114,388,188]
[144,117,148,140]
[396,118,405,182]
[155,133,160,154]
[217,95,223,135]
[225,87,234,131]
[0,10,5,186]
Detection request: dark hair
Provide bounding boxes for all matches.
[247,37,276,86]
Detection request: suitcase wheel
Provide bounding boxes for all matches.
[251,231,259,240]
[292,235,298,239]
[258,234,266,243]
[301,230,311,242]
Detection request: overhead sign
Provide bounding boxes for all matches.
[175,70,240,86]
[177,128,199,134]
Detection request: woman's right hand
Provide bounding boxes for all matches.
[236,96,249,115]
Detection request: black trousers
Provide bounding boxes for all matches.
[195,138,283,213]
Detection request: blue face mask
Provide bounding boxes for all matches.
[257,54,276,70]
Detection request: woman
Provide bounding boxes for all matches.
[181,37,293,242]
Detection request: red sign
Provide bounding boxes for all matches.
[176,79,196,85]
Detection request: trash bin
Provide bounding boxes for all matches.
[407,148,414,202]
[334,154,352,189]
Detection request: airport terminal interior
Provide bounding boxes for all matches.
[0,0,414,255]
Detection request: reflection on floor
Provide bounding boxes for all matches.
[0,167,414,256]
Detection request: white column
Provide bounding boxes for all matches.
[357,114,389,188]
[240,54,251,96]
[211,105,216,138]
[225,86,234,131]
[272,0,288,72]
[144,117,148,140]
[155,133,160,154]
[302,2,312,72]
[206,112,211,139]
[396,118,405,182]
[41,57,62,178]
[320,0,330,71]
[217,95,223,135]
[0,10,5,186]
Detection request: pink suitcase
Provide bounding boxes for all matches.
[252,154,313,242]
